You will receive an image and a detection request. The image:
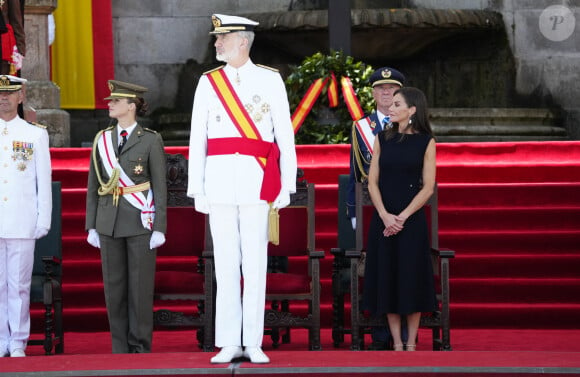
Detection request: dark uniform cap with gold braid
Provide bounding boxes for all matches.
[369,67,406,88]
[104,80,148,100]
[209,13,259,34]
[0,75,27,92]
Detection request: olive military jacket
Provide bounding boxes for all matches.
[85,124,167,237]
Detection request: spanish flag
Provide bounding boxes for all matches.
[51,0,114,109]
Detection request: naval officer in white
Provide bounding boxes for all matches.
[187,14,297,364]
[0,75,52,358]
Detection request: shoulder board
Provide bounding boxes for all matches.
[143,127,157,134]
[256,64,279,72]
[27,121,47,129]
[203,65,225,75]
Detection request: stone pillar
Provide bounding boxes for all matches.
[22,0,70,147]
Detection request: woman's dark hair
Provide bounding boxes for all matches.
[384,87,433,140]
[128,97,149,117]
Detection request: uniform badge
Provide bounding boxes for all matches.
[253,95,261,103]
[11,141,33,171]
[245,103,254,113]
[370,121,376,129]
[254,112,263,122]
[381,69,392,78]
[261,103,270,114]
[133,163,144,175]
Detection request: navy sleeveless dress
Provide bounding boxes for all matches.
[362,132,437,316]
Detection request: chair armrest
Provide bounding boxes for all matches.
[41,255,62,266]
[431,248,455,259]
[308,250,325,259]
[330,247,345,257]
[345,248,363,258]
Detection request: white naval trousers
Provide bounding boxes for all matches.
[209,203,269,348]
[0,238,35,353]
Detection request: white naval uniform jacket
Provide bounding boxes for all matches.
[187,60,297,204]
[0,116,52,238]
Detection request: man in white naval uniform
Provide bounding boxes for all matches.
[187,14,297,364]
[0,75,52,358]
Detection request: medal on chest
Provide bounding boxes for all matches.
[12,141,33,171]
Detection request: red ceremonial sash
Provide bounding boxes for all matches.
[206,69,266,169]
[205,69,281,202]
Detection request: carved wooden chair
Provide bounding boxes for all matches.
[29,181,64,355]
[263,171,324,350]
[333,180,455,351]
[153,153,215,351]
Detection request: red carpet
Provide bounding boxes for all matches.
[3,329,580,376]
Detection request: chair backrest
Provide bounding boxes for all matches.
[336,174,355,251]
[355,181,439,252]
[33,181,62,277]
[159,153,207,257]
[268,180,315,258]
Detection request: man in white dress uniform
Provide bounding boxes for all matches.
[0,75,52,358]
[187,14,297,364]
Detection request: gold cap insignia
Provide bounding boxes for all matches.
[0,76,9,87]
[212,15,221,28]
[381,69,392,78]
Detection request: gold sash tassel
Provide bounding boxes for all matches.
[268,204,280,245]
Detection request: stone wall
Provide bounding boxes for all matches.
[111,0,292,112]
[493,0,580,138]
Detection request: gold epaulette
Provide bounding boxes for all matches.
[257,64,279,72]
[143,127,157,134]
[28,121,47,129]
[203,65,225,75]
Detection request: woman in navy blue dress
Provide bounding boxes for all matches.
[362,87,437,351]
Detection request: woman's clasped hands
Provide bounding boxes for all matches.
[381,212,406,237]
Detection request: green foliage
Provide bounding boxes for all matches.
[285,50,374,144]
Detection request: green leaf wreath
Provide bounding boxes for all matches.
[285,50,374,144]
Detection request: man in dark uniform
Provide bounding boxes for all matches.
[347,66,406,350]
[85,80,167,353]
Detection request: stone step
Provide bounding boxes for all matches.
[430,108,568,142]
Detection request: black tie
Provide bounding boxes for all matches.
[118,130,128,154]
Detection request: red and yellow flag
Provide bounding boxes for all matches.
[51,0,114,109]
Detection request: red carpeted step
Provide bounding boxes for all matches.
[439,229,580,255]
[437,164,580,184]
[450,303,580,328]
[440,207,580,231]
[450,254,580,278]
[439,182,580,208]
[451,278,580,303]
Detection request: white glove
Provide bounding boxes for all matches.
[351,217,357,230]
[33,226,49,239]
[87,229,100,248]
[149,231,166,249]
[273,190,291,209]
[194,194,210,214]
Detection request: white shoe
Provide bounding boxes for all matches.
[10,349,26,357]
[210,346,243,364]
[243,347,270,363]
